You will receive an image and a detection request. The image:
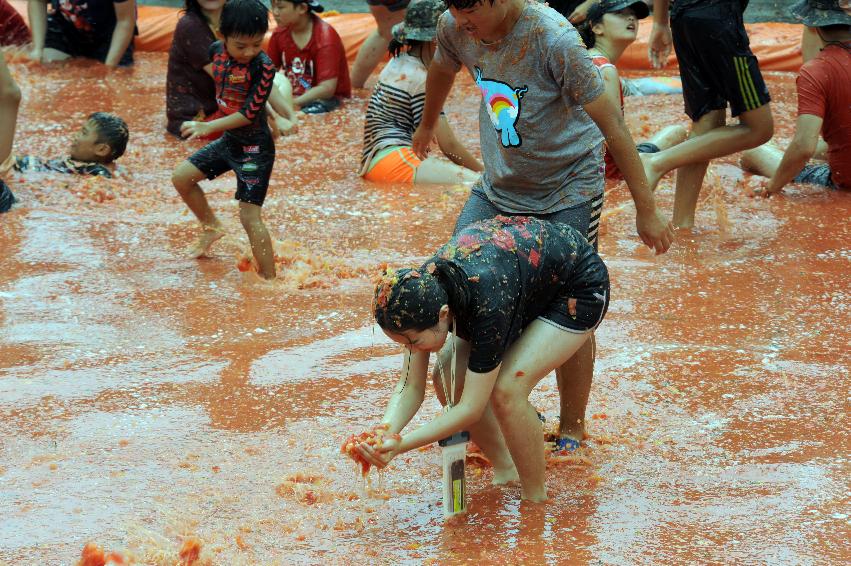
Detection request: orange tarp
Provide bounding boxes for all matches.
[9,1,804,71]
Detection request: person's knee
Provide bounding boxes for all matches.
[0,80,21,107]
[490,384,519,419]
[742,105,774,147]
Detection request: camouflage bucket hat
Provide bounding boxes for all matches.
[791,0,851,27]
[391,0,447,44]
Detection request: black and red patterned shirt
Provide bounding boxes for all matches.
[209,41,275,141]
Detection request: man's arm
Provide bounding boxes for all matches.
[412,62,458,159]
[765,114,822,193]
[583,92,674,254]
[649,0,672,69]
[104,0,137,68]
[435,116,483,172]
[27,0,48,62]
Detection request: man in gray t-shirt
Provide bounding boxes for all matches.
[411,0,674,489]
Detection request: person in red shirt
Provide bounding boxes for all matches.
[743,0,851,193]
[268,0,352,114]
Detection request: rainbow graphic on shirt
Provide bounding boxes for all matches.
[474,66,528,148]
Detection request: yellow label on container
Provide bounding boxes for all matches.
[452,478,464,512]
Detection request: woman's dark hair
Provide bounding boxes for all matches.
[88,112,129,161]
[373,266,448,332]
[183,0,205,19]
[388,38,426,58]
[577,21,596,48]
[220,0,269,38]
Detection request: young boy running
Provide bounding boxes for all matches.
[412,0,673,451]
[645,0,774,228]
[742,0,850,194]
[172,0,277,280]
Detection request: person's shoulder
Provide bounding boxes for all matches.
[313,14,342,39]
[175,11,206,33]
[251,50,275,71]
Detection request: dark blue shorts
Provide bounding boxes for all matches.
[188,133,275,207]
[793,163,835,189]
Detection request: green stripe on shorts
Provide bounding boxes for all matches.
[735,56,759,112]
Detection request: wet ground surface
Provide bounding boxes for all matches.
[0,55,849,564]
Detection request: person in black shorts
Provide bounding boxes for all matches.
[355,215,610,502]
[643,0,774,228]
[27,0,137,67]
[350,0,410,88]
[171,0,278,279]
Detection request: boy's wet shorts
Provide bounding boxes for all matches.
[671,1,770,121]
[45,15,134,66]
[366,0,410,11]
[540,258,610,334]
[793,163,836,189]
[188,134,275,207]
[363,146,422,183]
[454,189,603,251]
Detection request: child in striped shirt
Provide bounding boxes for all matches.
[359,0,482,185]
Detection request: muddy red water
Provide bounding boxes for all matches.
[1,55,849,565]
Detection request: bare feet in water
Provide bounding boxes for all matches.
[187,225,225,258]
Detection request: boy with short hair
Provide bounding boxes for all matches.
[268,0,352,114]
[644,0,774,228]
[14,112,129,178]
[742,0,851,194]
[171,0,278,280]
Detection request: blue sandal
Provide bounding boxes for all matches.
[554,437,581,452]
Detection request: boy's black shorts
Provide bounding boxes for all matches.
[188,133,275,207]
[671,1,770,121]
[44,15,134,67]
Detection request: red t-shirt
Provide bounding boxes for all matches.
[796,44,851,190]
[0,0,31,46]
[591,54,625,180]
[267,15,351,99]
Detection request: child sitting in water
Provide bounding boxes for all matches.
[267,0,351,115]
[577,0,686,181]
[171,0,278,280]
[12,112,129,178]
[360,0,482,185]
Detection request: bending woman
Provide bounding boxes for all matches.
[358,215,610,502]
[360,0,482,185]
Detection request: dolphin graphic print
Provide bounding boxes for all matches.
[474,66,528,148]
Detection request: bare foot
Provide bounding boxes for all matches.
[187,226,225,258]
[492,465,520,485]
[640,152,664,192]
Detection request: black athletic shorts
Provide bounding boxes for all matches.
[188,133,275,207]
[44,14,134,67]
[671,1,770,121]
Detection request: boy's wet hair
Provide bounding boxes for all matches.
[88,112,129,162]
[220,0,269,38]
[444,0,493,10]
[373,266,448,332]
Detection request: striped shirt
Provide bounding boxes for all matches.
[360,54,427,176]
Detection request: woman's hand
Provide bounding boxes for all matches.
[180,120,213,140]
[355,434,402,470]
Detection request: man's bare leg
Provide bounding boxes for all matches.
[740,144,784,178]
[171,161,225,257]
[350,6,406,89]
[643,104,773,193]
[0,54,21,168]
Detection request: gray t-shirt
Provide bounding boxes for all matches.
[435,1,605,213]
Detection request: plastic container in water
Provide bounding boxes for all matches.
[438,431,469,517]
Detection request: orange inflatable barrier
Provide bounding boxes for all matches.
[9,1,803,71]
